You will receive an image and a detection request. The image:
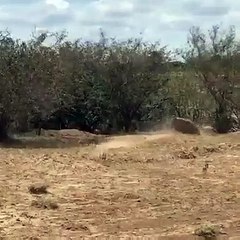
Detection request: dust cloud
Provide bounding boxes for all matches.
[95,130,174,153]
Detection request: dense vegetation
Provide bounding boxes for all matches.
[0,25,240,140]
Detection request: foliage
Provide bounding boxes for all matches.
[0,25,240,140]
[180,24,240,132]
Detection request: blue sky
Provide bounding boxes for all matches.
[0,0,238,49]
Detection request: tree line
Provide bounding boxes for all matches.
[0,25,240,141]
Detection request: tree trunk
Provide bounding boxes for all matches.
[35,121,42,136]
[0,127,8,141]
[214,103,232,133]
[123,118,133,133]
[36,127,42,136]
[0,114,9,142]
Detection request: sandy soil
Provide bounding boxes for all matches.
[0,130,240,239]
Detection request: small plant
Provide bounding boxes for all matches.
[202,161,209,173]
[177,148,196,159]
[99,152,107,160]
[194,224,219,239]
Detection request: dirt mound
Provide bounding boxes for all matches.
[59,129,87,136]
[41,129,106,145]
[171,117,200,135]
[42,129,93,138]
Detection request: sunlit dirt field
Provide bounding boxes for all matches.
[0,130,240,239]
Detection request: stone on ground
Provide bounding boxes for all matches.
[171,117,200,135]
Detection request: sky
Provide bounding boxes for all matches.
[0,0,238,49]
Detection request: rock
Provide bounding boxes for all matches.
[171,117,200,135]
[28,183,49,194]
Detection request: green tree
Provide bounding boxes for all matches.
[0,31,66,140]
[181,25,240,132]
[104,38,169,131]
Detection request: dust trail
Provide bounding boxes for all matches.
[94,131,174,154]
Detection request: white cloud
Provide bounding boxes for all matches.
[45,0,69,10]
[94,0,134,14]
[35,26,48,35]
[0,0,240,48]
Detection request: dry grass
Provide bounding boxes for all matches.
[0,130,240,238]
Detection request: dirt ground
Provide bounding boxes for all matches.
[1,130,240,239]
